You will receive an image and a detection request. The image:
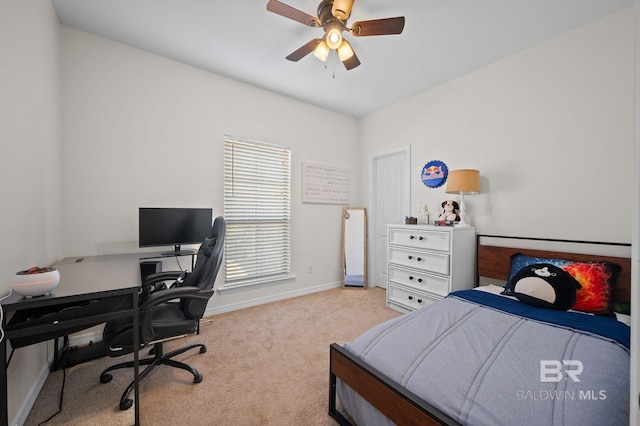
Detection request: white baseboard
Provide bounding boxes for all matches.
[204,281,341,316]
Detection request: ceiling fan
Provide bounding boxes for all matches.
[266,0,405,70]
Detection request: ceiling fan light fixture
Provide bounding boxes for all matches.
[326,27,343,49]
[267,0,406,70]
[337,39,354,61]
[331,0,354,20]
[313,40,330,61]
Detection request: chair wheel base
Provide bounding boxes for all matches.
[119,399,133,411]
[100,374,112,384]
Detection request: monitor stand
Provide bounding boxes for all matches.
[161,245,196,257]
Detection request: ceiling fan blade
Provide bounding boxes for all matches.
[266,0,320,27]
[342,50,361,70]
[286,39,322,62]
[350,17,405,36]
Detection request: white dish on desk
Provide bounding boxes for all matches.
[11,267,60,297]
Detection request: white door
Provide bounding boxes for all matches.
[370,147,410,288]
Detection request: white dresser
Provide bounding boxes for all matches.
[386,224,476,313]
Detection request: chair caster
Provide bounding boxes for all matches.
[100,374,113,384]
[199,346,207,354]
[194,374,203,384]
[119,398,133,411]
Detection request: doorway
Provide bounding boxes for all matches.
[369,146,410,288]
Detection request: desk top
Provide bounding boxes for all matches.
[2,254,144,310]
[2,250,197,310]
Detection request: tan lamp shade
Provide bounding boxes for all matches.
[446,169,480,194]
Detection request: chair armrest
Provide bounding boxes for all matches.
[143,271,185,285]
[140,286,213,310]
[141,271,192,299]
[139,271,185,303]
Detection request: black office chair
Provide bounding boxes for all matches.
[99,216,225,410]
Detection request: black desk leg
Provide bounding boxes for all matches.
[1,318,8,426]
[133,289,140,426]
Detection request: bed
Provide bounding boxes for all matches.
[329,236,631,426]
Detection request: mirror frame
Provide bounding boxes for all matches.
[342,207,367,289]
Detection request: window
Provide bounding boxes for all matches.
[222,136,291,290]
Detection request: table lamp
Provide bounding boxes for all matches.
[445,169,480,227]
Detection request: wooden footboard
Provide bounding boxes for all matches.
[329,343,459,426]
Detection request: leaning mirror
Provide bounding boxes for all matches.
[342,207,367,288]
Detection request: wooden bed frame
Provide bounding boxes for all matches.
[328,236,632,426]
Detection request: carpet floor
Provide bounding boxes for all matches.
[24,287,399,425]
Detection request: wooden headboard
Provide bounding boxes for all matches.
[477,239,632,305]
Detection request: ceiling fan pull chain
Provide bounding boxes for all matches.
[330,50,338,80]
[332,50,336,79]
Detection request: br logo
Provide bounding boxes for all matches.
[540,360,584,383]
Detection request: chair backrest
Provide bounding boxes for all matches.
[179,216,225,318]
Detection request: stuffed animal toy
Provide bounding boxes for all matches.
[438,200,460,222]
[503,263,581,311]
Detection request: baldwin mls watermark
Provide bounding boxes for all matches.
[516,360,607,401]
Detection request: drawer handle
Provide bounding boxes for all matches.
[409,235,415,240]
[417,299,423,304]
[408,255,413,260]
[416,257,422,262]
[419,236,424,241]
[409,276,414,280]
[408,296,413,300]
[418,278,423,283]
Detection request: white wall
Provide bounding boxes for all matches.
[0,1,61,424]
[60,27,360,311]
[360,8,634,244]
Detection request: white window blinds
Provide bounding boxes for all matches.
[223,137,291,286]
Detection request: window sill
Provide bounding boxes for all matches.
[217,274,296,294]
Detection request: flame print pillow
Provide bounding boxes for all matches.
[508,254,621,316]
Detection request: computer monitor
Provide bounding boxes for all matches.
[139,207,213,255]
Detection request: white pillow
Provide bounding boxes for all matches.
[615,312,631,326]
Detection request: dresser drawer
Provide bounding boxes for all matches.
[388,228,451,252]
[388,247,450,275]
[388,265,450,297]
[387,284,440,310]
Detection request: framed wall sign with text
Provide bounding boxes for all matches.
[302,162,350,204]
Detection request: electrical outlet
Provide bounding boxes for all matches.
[308,263,313,273]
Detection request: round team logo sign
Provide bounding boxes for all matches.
[421,160,448,188]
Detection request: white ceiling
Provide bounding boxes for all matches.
[52,0,632,118]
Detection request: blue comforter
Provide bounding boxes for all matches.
[338,290,630,426]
